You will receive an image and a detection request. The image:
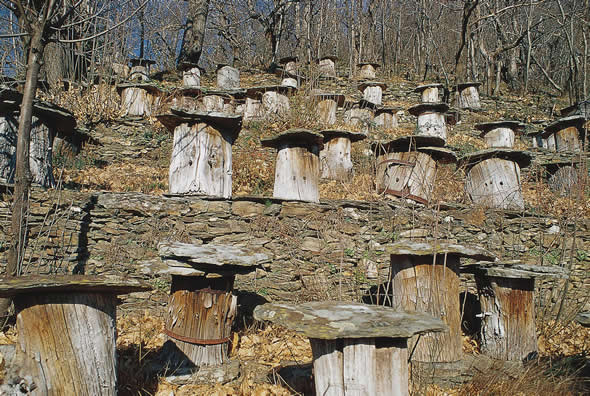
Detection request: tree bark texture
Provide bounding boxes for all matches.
[475,275,537,361]
[273,144,320,203]
[464,158,524,210]
[389,254,462,363]
[164,275,237,367]
[11,292,118,395]
[376,151,436,205]
[310,337,409,396]
[178,0,211,66]
[168,122,235,198]
[320,137,353,181]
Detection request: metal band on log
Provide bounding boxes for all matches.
[384,241,495,363]
[157,109,242,198]
[254,301,446,396]
[262,129,323,203]
[0,275,150,396]
[148,242,269,368]
[462,261,568,361]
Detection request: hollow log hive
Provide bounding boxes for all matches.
[372,135,457,205]
[245,85,296,120]
[279,56,298,75]
[179,63,203,88]
[143,242,270,368]
[357,62,380,79]
[157,108,242,198]
[254,301,446,396]
[318,56,338,77]
[129,58,155,81]
[217,64,240,89]
[374,107,399,130]
[541,115,586,152]
[475,120,526,149]
[0,275,150,396]
[0,87,79,187]
[461,261,568,361]
[261,129,323,203]
[343,100,376,132]
[320,129,367,181]
[456,82,482,110]
[384,241,495,363]
[117,82,164,117]
[408,102,449,140]
[358,81,387,106]
[462,149,532,210]
[414,83,444,103]
[312,93,345,126]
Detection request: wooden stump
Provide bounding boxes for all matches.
[414,84,443,103]
[183,67,201,88]
[164,275,237,367]
[262,129,323,203]
[456,83,481,110]
[317,99,338,125]
[320,130,366,181]
[465,158,524,210]
[318,57,337,77]
[343,105,375,133]
[0,275,150,396]
[254,302,446,396]
[376,151,436,205]
[555,126,582,152]
[359,82,386,106]
[408,103,449,140]
[169,122,235,197]
[217,65,240,89]
[120,86,161,117]
[462,262,568,361]
[545,134,556,150]
[262,91,290,116]
[244,97,264,120]
[476,121,524,149]
[475,276,537,361]
[203,95,225,112]
[375,108,399,129]
[389,254,462,362]
[357,63,380,79]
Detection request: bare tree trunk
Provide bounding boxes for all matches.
[178,0,211,66]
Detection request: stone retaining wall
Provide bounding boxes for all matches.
[0,187,588,313]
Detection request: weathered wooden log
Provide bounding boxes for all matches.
[320,130,367,181]
[374,107,399,129]
[385,241,495,363]
[117,83,163,117]
[148,242,268,368]
[157,109,242,197]
[343,100,376,132]
[462,149,532,210]
[217,64,240,89]
[129,58,155,81]
[408,103,449,140]
[372,136,454,205]
[358,81,387,106]
[542,160,580,195]
[318,55,338,77]
[312,93,345,126]
[541,115,586,152]
[414,83,444,103]
[281,77,298,88]
[462,261,568,361]
[254,301,446,396]
[0,115,17,182]
[246,86,295,118]
[456,82,482,110]
[279,56,298,75]
[357,62,381,79]
[476,121,526,148]
[0,275,150,396]
[111,62,130,79]
[180,63,203,88]
[261,129,323,203]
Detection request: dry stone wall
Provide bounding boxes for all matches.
[0,186,588,310]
